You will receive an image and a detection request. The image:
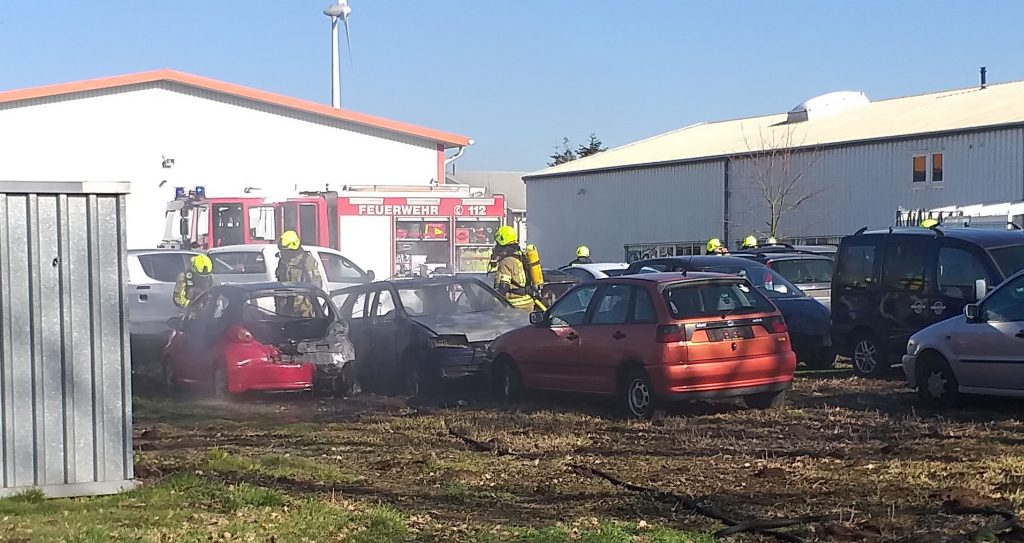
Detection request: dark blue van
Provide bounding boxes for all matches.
[832,227,1024,376]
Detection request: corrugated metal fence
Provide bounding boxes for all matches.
[0,181,134,497]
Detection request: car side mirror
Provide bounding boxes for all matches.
[529,311,546,325]
[974,279,988,302]
[166,316,183,330]
[964,304,981,322]
[366,270,375,282]
[179,217,189,236]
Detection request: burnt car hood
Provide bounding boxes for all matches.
[409,309,530,343]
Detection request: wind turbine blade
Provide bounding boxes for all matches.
[342,14,353,67]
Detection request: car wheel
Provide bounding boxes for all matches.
[802,347,836,370]
[621,369,656,420]
[852,333,889,377]
[744,389,787,410]
[212,362,229,400]
[496,360,524,404]
[162,358,178,393]
[917,354,961,408]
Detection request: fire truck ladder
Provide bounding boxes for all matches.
[896,201,1024,229]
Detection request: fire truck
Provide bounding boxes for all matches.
[161,185,507,278]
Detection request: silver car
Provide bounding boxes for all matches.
[903,270,1024,406]
[127,249,199,356]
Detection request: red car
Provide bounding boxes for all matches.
[486,273,797,419]
[164,283,355,397]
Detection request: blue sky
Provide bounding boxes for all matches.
[1,1,1022,172]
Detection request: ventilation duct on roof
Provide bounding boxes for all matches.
[786,91,869,123]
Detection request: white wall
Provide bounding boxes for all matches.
[0,83,440,249]
[526,162,725,264]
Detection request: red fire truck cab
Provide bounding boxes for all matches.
[162,186,506,278]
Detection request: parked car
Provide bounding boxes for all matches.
[832,227,1024,377]
[486,273,796,419]
[331,276,530,395]
[903,269,1024,406]
[209,244,374,292]
[625,256,833,369]
[560,262,631,280]
[732,249,834,308]
[163,283,355,396]
[127,248,201,359]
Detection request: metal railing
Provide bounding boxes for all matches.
[623,241,705,263]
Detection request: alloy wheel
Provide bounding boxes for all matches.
[853,339,878,374]
[627,378,651,418]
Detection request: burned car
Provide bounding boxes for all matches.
[164,282,356,397]
[332,276,530,395]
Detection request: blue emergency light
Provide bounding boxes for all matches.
[174,187,185,199]
[195,186,206,198]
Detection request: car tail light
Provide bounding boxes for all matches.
[229,325,254,343]
[763,274,774,292]
[768,315,788,334]
[656,324,687,343]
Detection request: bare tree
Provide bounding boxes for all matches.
[740,125,825,238]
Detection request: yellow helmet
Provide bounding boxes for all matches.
[576,245,590,258]
[191,254,213,274]
[741,235,758,249]
[920,218,940,228]
[706,238,722,253]
[494,225,518,246]
[279,230,301,250]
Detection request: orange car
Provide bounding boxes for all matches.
[486,273,797,419]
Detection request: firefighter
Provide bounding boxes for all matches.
[568,245,593,266]
[741,235,759,250]
[173,254,216,308]
[275,230,324,317]
[705,238,729,255]
[491,226,535,312]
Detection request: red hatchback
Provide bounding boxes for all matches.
[486,273,797,419]
[164,283,354,397]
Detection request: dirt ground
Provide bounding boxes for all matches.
[120,368,1024,542]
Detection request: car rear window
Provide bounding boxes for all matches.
[700,266,805,299]
[771,258,834,284]
[137,253,190,282]
[663,280,775,319]
[602,268,629,277]
[212,251,267,274]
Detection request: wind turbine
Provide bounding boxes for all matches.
[323,0,352,108]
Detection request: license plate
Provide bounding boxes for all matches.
[707,326,754,342]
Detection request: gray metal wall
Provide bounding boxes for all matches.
[0,182,134,497]
[527,128,1024,255]
[526,162,725,264]
[728,128,1024,238]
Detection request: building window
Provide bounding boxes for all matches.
[912,155,927,183]
[931,153,943,182]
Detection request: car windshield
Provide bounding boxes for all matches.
[397,281,506,316]
[602,268,630,277]
[991,245,1024,277]
[663,279,776,319]
[241,291,334,343]
[700,266,805,299]
[770,258,834,285]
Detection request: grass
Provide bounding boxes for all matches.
[204,448,356,485]
[0,475,709,543]
[11,376,1024,541]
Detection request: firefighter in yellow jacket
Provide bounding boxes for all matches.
[491,226,535,312]
[173,254,217,308]
[275,230,324,317]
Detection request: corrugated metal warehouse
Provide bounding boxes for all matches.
[0,70,472,249]
[0,181,134,497]
[525,80,1024,261]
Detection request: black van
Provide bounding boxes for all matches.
[832,227,1024,376]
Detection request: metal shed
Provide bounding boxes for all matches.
[0,181,134,497]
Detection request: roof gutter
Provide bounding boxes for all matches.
[444,139,475,168]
